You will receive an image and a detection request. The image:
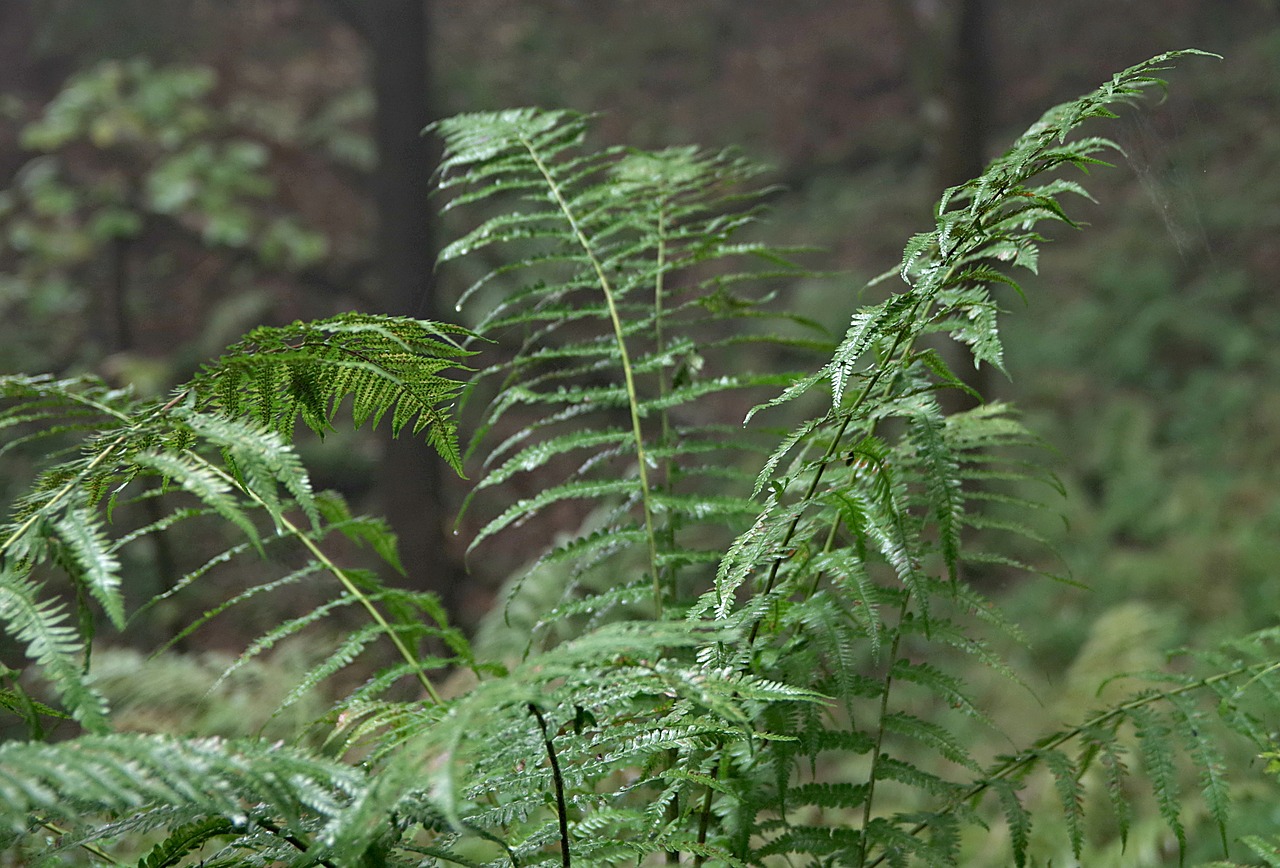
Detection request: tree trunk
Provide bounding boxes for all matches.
[363,0,464,611]
[894,0,994,412]
[935,0,990,190]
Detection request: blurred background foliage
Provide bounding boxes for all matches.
[1,2,1279,860]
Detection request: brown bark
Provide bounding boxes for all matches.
[935,0,990,190]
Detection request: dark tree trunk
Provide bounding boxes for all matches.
[936,0,993,411]
[935,0,990,190]
[348,0,464,610]
[894,0,994,412]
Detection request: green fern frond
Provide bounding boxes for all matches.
[1168,691,1232,856]
[51,504,124,629]
[1129,701,1186,858]
[991,778,1033,867]
[902,398,964,581]
[882,711,981,773]
[194,313,474,473]
[437,107,815,617]
[1085,723,1133,850]
[0,733,368,852]
[1042,748,1086,858]
[135,816,237,868]
[130,449,262,549]
[0,569,108,732]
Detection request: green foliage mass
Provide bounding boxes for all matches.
[0,50,1276,867]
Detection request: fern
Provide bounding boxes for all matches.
[435,107,817,623]
[135,817,238,868]
[5,48,1278,868]
[0,314,472,736]
[194,313,473,473]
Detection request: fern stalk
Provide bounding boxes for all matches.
[864,660,1269,868]
[521,131,665,616]
[254,817,339,868]
[530,702,572,868]
[652,209,679,599]
[186,452,443,704]
[745,301,922,644]
[0,385,190,557]
[35,820,118,865]
[857,595,912,867]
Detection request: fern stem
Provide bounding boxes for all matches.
[692,762,719,868]
[530,703,572,868]
[652,208,679,603]
[746,305,920,645]
[519,135,664,617]
[856,595,912,867]
[0,388,190,556]
[35,820,120,864]
[0,437,120,555]
[256,817,338,868]
[189,454,444,704]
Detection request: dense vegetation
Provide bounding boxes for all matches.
[1,50,1278,867]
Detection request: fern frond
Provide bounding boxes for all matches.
[135,816,238,868]
[1042,748,1085,858]
[991,778,1032,867]
[0,569,108,732]
[51,505,124,629]
[438,107,816,617]
[1168,691,1232,856]
[1129,701,1186,858]
[194,313,474,473]
[131,449,262,548]
[0,733,370,854]
[882,711,981,773]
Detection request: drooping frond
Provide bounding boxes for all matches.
[0,733,379,862]
[192,313,474,473]
[0,313,472,728]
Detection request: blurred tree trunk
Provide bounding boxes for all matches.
[893,0,994,412]
[934,0,989,190]
[329,0,464,611]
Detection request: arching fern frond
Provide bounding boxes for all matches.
[0,313,473,729]
[0,733,374,862]
[699,49,1224,867]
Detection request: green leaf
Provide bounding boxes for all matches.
[52,505,124,629]
[0,570,109,732]
[1130,703,1186,860]
[1043,748,1084,858]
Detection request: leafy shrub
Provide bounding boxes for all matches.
[0,49,1273,867]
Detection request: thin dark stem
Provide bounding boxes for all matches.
[665,748,681,864]
[700,305,927,851]
[256,817,338,868]
[746,306,921,646]
[529,703,571,868]
[691,763,719,868]
[856,595,912,867]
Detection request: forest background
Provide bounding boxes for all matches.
[0,1,1278,861]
